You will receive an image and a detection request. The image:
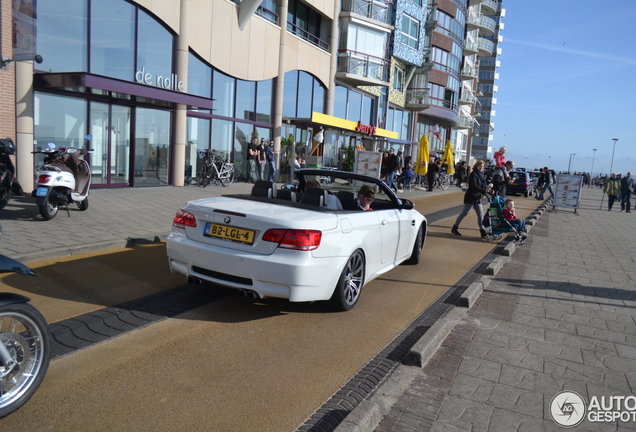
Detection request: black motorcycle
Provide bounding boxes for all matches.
[0,249,51,417]
[0,138,23,210]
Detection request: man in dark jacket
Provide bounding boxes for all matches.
[620,172,634,213]
[427,158,440,191]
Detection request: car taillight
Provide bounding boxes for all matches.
[38,174,51,183]
[523,181,528,187]
[262,229,322,251]
[173,210,197,229]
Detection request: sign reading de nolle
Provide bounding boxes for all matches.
[355,121,377,136]
[135,67,185,92]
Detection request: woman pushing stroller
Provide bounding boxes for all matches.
[451,160,499,241]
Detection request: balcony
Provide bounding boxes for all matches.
[454,112,477,129]
[404,88,430,111]
[336,50,390,86]
[481,0,499,15]
[478,37,495,56]
[463,40,479,55]
[341,0,392,25]
[459,89,476,105]
[466,13,496,37]
[460,63,478,80]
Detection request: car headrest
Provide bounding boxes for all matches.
[337,191,358,210]
[276,189,297,202]
[251,180,277,198]
[300,188,327,206]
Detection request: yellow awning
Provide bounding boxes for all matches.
[311,112,399,139]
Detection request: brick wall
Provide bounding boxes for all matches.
[1,0,17,140]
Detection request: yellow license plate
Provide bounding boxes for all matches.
[204,223,255,245]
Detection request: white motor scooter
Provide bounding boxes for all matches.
[33,143,92,220]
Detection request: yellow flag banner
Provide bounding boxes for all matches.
[442,140,455,174]
[416,134,430,176]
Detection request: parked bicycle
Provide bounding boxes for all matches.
[196,149,234,187]
[435,172,452,190]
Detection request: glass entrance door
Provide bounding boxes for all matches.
[90,102,131,186]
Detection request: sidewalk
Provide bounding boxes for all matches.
[335,186,636,432]
[0,179,459,264]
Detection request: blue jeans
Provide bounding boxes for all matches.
[388,171,398,191]
[538,184,553,200]
[267,160,276,182]
[509,218,527,232]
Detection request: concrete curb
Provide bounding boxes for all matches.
[334,308,467,432]
[334,197,551,432]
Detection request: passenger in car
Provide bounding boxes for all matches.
[305,180,343,210]
[357,185,375,211]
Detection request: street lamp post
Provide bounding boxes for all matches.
[568,153,576,174]
[590,149,597,188]
[609,138,619,174]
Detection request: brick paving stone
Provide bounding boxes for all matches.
[366,188,636,432]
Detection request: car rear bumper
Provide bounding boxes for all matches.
[166,230,345,302]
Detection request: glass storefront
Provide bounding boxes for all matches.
[90,102,131,186]
[34,93,87,160]
[134,108,171,186]
[34,0,330,187]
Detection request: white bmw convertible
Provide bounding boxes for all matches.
[166,169,427,310]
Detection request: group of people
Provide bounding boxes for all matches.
[603,172,634,212]
[246,138,277,183]
[380,148,419,193]
[451,146,527,241]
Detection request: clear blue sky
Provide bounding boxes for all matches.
[493,0,636,176]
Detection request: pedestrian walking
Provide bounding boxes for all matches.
[620,172,634,213]
[536,166,554,200]
[492,160,514,197]
[427,158,440,191]
[451,160,494,240]
[603,173,620,211]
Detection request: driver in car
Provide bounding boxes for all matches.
[357,185,375,211]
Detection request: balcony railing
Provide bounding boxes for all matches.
[467,12,496,36]
[337,49,389,83]
[455,112,476,129]
[463,40,479,55]
[481,0,499,15]
[256,6,278,25]
[342,0,392,24]
[405,88,430,111]
[460,63,478,80]
[287,22,329,51]
[478,37,495,55]
[459,90,475,105]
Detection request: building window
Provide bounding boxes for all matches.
[187,52,212,98]
[393,66,404,93]
[38,0,88,73]
[401,15,419,49]
[283,71,327,118]
[287,0,327,50]
[90,0,136,80]
[213,70,235,118]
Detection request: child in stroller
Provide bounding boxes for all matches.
[483,195,527,243]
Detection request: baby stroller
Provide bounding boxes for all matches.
[483,195,526,244]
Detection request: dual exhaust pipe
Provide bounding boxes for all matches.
[238,289,260,300]
[188,276,260,300]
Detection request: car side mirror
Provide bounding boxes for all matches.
[400,199,414,210]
